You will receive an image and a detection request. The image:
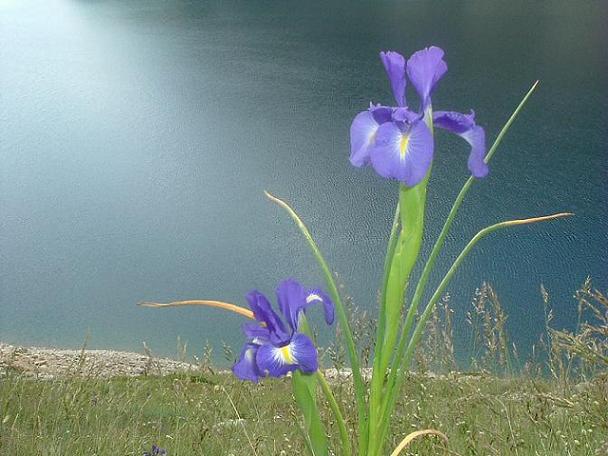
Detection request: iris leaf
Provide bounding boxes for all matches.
[291,317,329,456]
[379,180,428,372]
[293,370,329,456]
[366,202,399,455]
[316,371,352,456]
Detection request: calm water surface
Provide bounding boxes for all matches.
[1,0,606,362]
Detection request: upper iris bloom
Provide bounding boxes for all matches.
[350,46,488,186]
[232,278,334,383]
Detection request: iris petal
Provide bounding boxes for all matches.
[371,105,393,124]
[406,46,447,110]
[256,343,297,377]
[350,110,380,167]
[246,290,289,344]
[276,278,307,332]
[242,322,270,343]
[256,333,318,378]
[276,279,335,331]
[433,110,475,133]
[463,126,488,178]
[370,119,434,186]
[392,107,421,124]
[232,343,261,383]
[350,106,393,167]
[306,289,335,325]
[434,110,489,178]
[289,333,318,373]
[380,51,406,107]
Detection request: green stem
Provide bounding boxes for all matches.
[375,202,401,367]
[372,80,541,456]
[293,370,329,456]
[264,191,368,454]
[295,317,329,456]
[317,371,352,456]
[366,203,400,456]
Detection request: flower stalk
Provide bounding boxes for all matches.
[316,371,352,456]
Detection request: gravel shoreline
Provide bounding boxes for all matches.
[0,342,200,379]
[0,342,374,381]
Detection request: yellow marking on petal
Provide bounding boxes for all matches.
[369,129,378,146]
[306,293,322,304]
[279,345,296,364]
[399,134,410,159]
[245,348,255,362]
[139,300,255,320]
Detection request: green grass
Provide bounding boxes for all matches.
[1,370,606,455]
[2,280,606,455]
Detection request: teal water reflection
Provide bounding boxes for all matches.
[1,0,606,362]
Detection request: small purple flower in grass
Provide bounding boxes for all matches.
[143,444,167,456]
[350,46,488,186]
[232,278,334,383]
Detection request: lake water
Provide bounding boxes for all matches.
[1,0,606,363]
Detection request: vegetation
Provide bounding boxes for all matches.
[1,280,607,455]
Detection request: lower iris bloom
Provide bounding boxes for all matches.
[350,46,488,186]
[232,278,334,383]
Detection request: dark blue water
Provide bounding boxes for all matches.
[1,0,606,362]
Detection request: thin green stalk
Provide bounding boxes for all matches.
[376,202,401,368]
[374,212,572,454]
[293,370,329,456]
[264,191,368,453]
[366,203,399,455]
[317,371,352,456]
[295,317,330,456]
[371,80,540,455]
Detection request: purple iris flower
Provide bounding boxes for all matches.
[350,46,488,186]
[143,444,167,456]
[232,278,334,383]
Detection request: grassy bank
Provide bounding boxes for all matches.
[1,369,606,455]
[2,281,606,455]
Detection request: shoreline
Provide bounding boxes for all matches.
[0,342,376,381]
[0,342,200,379]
